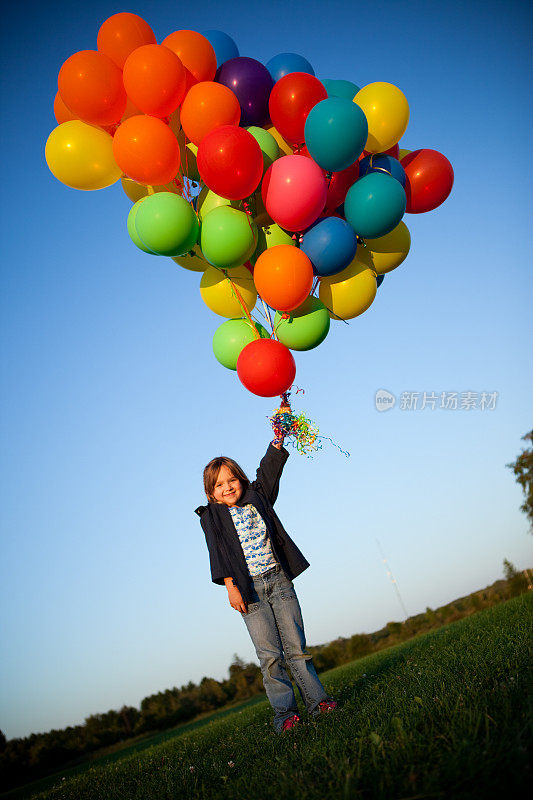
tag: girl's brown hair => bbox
[203,457,250,503]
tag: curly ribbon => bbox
[367,154,393,177]
[269,389,350,458]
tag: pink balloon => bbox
[261,155,327,232]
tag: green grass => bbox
[0,696,268,800]
[25,594,533,799]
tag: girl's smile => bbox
[213,465,243,506]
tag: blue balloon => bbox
[301,216,358,277]
[376,274,385,288]
[266,53,314,83]
[202,30,239,67]
[321,79,360,100]
[344,173,407,239]
[359,154,406,187]
[304,97,368,173]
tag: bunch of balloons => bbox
[45,12,454,398]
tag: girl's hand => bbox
[227,583,248,613]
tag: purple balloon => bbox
[216,57,274,127]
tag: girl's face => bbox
[213,465,243,506]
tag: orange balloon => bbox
[97,12,156,69]
[123,44,186,118]
[162,30,217,91]
[180,81,241,146]
[54,92,77,124]
[113,115,181,185]
[254,245,314,312]
[58,50,127,126]
[180,81,240,145]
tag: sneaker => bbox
[281,714,301,732]
[317,700,338,713]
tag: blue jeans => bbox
[240,564,332,733]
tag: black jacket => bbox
[195,443,310,603]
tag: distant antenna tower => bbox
[376,539,409,620]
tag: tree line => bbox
[1,562,530,793]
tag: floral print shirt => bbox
[228,504,279,576]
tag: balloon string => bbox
[182,131,197,210]
[222,269,261,339]
[259,297,277,339]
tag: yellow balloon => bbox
[121,176,184,203]
[354,82,409,154]
[197,187,239,221]
[200,265,257,317]
[172,244,209,273]
[45,121,121,190]
[177,133,200,181]
[357,221,411,275]
[398,148,411,161]
[319,259,377,320]
[264,124,293,157]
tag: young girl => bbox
[195,408,337,733]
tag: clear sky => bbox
[1,0,532,740]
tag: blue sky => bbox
[1,0,532,740]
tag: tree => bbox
[503,559,528,597]
[506,430,533,533]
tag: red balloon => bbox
[197,126,263,200]
[402,149,454,213]
[269,72,327,145]
[325,162,360,212]
[237,339,296,397]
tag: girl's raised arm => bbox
[253,442,289,506]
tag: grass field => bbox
[14,593,533,799]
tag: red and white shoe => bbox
[282,714,301,732]
[317,700,338,713]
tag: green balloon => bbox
[127,199,157,255]
[213,318,270,370]
[197,187,240,221]
[200,206,258,270]
[251,223,295,265]
[135,193,199,257]
[274,296,330,351]
[246,126,280,173]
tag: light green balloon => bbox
[274,296,330,351]
[246,126,280,173]
[197,187,240,221]
[251,223,295,265]
[213,318,270,370]
[200,206,258,270]
[135,193,199,257]
[127,199,157,255]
